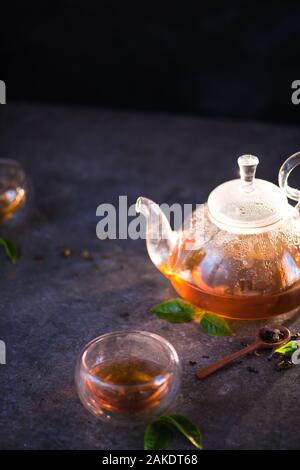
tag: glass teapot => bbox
[136,153,300,320]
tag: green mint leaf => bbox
[275,340,299,356]
[200,313,233,336]
[160,414,203,450]
[150,298,196,323]
[144,420,173,450]
[0,237,18,264]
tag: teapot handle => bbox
[279,152,300,210]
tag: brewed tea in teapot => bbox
[136,153,300,320]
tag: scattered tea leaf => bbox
[160,414,203,450]
[61,248,72,258]
[275,340,299,356]
[200,313,233,336]
[150,298,196,323]
[275,359,293,371]
[100,253,110,259]
[34,255,44,262]
[291,333,300,340]
[81,249,93,261]
[144,420,173,450]
[0,237,18,263]
[120,312,129,318]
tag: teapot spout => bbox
[136,197,178,274]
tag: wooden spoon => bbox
[196,325,291,380]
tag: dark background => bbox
[2,1,300,123]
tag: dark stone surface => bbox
[0,103,300,449]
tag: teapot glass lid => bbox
[207,155,288,229]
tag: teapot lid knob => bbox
[207,153,288,231]
[238,154,259,192]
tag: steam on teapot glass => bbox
[136,153,300,320]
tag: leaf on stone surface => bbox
[200,312,233,336]
[160,414,203,450]
[144,414,202,450]
[150,298,196,323]
[144,420,173,450]
[275,340,299,356]
[0,237,18,264]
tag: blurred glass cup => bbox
[0,159,31,225]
